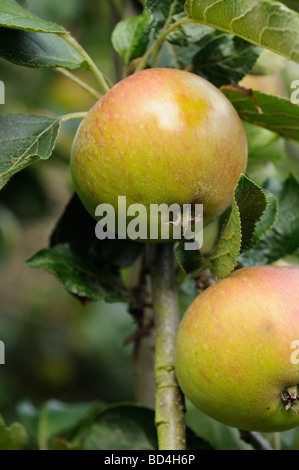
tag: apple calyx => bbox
[281,386,299,414]
[162,207,202,237]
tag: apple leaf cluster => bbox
[0,415,27,451]
[26,194,143,303]
[10,400,212,450]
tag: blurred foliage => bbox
[0,0,138,426]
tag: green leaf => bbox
[18,400,213,451]
[192,34,260,87]
[221,87,299,142]
[49,439,83,450]
[153,32,259,89]
[186,402,253,450]
[27,194,143,303]
[0,28,87,68]
[0,415,28,450]
[17,400,100,449]
[145,1,197,70]
[235,175,267,251]
[146,0,186,31]
[0,0,65,33]
[147,11,259,87]
[175,238,202,274]
[248,192,279,249]
[239,175,299,266]
[145,9,214,71]
[82,404,157,450]
[185,0,299,64]
[280,427,299,450]
[0,115,62,190]
[50,194,144,270]
[186,426,214,450]
[81,403,213,450]
[208,175,267,278]
[244,122,287,163]
[147,24,208,70]
[22,0,82,25]
[1,167,52,220]
[148,37,194,69]
[166,12,213,46]
[26,243,130,303]
[112,13,150,67]
[208,197,241,279]
[38,401,100,448]
[178,277,199,315]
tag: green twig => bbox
[56,68,102,100]
[61,112,88,123]
[239,430,272,451]
[135,16,193,73]
[37,405,49,451]
[273,433,281,451]
[61,33,111,94]
[151,0,177,68]
[151,243,186,450]
[190,260,209,279]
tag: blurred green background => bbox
[0,0,298,450]
[0,0,141,423]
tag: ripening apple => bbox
[70,68,247,240]
[175,265,299,432]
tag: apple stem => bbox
[61,112,88,123]
[239,430,272,450]
[273,433,281,451]
[151,243,186,450]
[150,0,179,69]
[55,68,103,100]
[135,17,194,73]
[61,33,111,95]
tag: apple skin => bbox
[175,265,299,432]
[70,68,247,237]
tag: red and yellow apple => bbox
[175,265,299,432]
[70,68,247,239]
